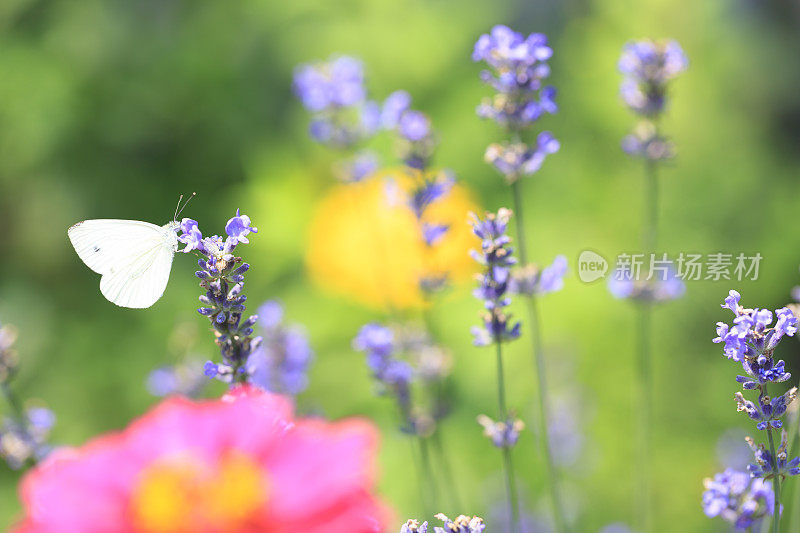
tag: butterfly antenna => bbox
[176,192,196,220]
[173,194,184,222]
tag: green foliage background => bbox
[1,0,800,531]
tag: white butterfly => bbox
[67,196,193,309]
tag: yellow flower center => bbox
[131,452,267,533]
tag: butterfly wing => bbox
[68,220,177,308]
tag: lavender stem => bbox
[511,179,568,533]
[636,154,659,533]
[495,340,519,532]
[766,412,781,532]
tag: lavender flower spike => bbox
[619,40,688,116]
[179,211,261,385]
[353,323,416,434]
[469,208,521,346]
[711,291,800,532]
[477,414,524,448]
[433,514,486,533]
[293,55,366,112]
[473,26,556,130]
[619,39,687,161]
[0,321,56,469]
[703,468,775,530]
[400,520,428,533]
[293,55,380,148]
[247,300,314,397]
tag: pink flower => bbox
[13,387,391,533]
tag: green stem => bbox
[419,436,438,510]
[636,303,653,533]
[635,153,659,533]
[495,340,520,532]
[644,158,658,254]
[432,419,463,511]
[510,180,529,263]
[422,300,463,512]
[1,382,25,422]
[787,405,800,532]
[510,179,568,533]
[410,437,433,517]
[767,423,781,533]
[528,296,568,533]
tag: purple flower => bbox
[203,361,219,378]
[525,131,561,174]
[0,323,56,469]
[26,408,55,433]
[510,255,568,296]
[407,173,454,220]
[293,55,381,149]
[722,289,742,314]
[1,408,57,469]
[703,468,774,530]
[473,26,556,130]
[477,414,524,448]
[308,117,335,144]
[422,223,449,246]
[713,292,798,382]
[354,325,453,435]
[147,361,207,398]
[180,218,199,234]
[619,39,686,162]
[607,263,685,302]
[247,301,314,396]
[398,110,431,142]
[618,39,687,116]
[539,86,558,114]
[619,40,688,84]
[178,224,204,254]
[334,151,380,183]
[381,91,412,129]
[389,170,455,293]
[470,209,521,345]
[432,514,485,533]
[472,26,552,85]
[733,389,798,430]
[354,323,395,359]
[773,307,798,342]
[257,300,284,330]
[607,275,635,300]
[183,214,260,386]
[400,520,428,533]
[620,122,674,161]
[736,355,791,388]
[360,100,382,135]
[293,55,366,112]
[484,133,560,180]
[378,89,437,168]
[747,429,800,479]
[225,208,258,244]
[354,323,423,433]
[791,286,800,303]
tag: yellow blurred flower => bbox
[306,169,480,311]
